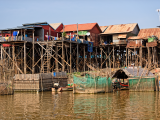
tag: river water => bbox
[0,91,160,120]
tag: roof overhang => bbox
[0,26,42,31]
[23,22,48,26]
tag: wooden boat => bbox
[52,86,73,92]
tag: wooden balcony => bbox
[0,36,34,42]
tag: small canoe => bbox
[52,86,73,92]
[60,86,73,91]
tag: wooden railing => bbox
[0,36,33,42]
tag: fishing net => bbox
[128,77,155,91]
[73,74,112,93]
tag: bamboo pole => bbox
[101,48,102,69]
[113,46,115,68]
[24,42,26,74]
[62,41,64,71]
[84,45,85,73]
[32,29,35,74]
[126,47,127,67]
[70,33,72,73]
[12,44,15,70]
[77,43,79,72]
[56,46,58,72]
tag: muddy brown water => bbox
[0,91,160,119]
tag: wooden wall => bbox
[14,73,68,91]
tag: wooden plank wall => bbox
[14,72,68,91]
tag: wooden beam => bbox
[2,47,23,74]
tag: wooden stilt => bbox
[77,43,79,72]
[55,46,58,72]
[84,45,85,72]
[62,41,64,72]
[32,29,35,74]
[101,48,102,69]
[12,44,15,70]
[24,42,26,74]
[113,46,115,68]
[108,47,111,68]
[70,33,72,73]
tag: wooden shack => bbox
[62,23,102,47]
[127,28,160,68]
[112,68,157,91]
[99,23,140,69]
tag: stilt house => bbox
[62,23,102,46]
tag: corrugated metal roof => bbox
[102,23,138,34]
[112,68,154,78]
[100,26,108,33]
[0,25,41,31]
[137,28,160,40]
[49,23,62,30]
[23,22,48,26]
[62,23,98,32]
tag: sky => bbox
[0,0,160,29]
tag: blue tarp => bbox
[13,31,18,36]
[77,39,82,43]
[88,42,93,52]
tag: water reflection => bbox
[0,91,159,119]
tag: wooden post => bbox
[113,46,115,68]
[41,47,43,73]
[24,42,26,74]
[24,29,25,41]
[56,46,58,72]
[128,48,129,67]
[32,29,35,74]
[96,47,98,68]
[62,41,64,72]
[101,48,102,69]
[77,23,78,41]
[84,45,85,72]
[126,47,127,67]
[70,33,72,73]
[1,44,2,60]
[77,43,79,72]
[148,47,150,69]
[108,47,111,68]
[140,47,142,67]
[21,29,22,41]
[12,44,15,70]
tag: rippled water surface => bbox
[0,91,160,119]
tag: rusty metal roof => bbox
[102,23,138,34]
[61,23,100,32]
[137,28,160,40]
[100,26,108,32]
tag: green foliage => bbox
[62,32,66,37]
